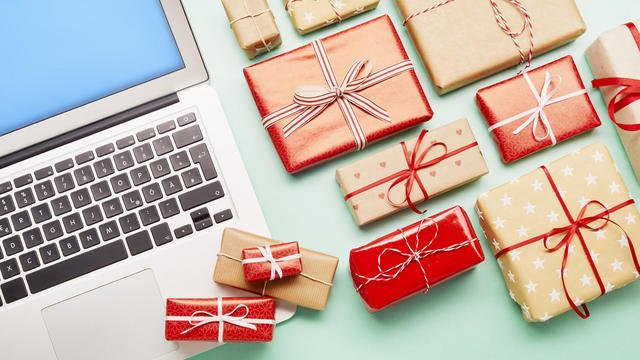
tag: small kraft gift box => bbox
[221,0,281,59]
[336,118,488,226]
[476,142,640,322]
[244,15,433,173]
[476,56,601,163]
[284,0,379,35]
[350,206,485,312]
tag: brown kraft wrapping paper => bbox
[284,0,379,35]
[214,228,339,310]
[222,0,281,59]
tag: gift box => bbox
[395,0,586,94]
[244,15,433,173]
[350,206,484,312]
[242,241,303,282]
[214,228,338,310]
[336,118,488,226]
[476,56,600,163]
[221,0,281,59]
[476,142,640,322]
[587,20,640,182]
[165,297,275,342]
[284,0,379,35]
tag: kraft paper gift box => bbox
[395,0,586,94]
[214,228,338,310]
[587,20,640,182]
[221,0,281,59]
[350,206,484,312]
[165,297,275,342]
[476,56,600,162]
[284,0,379,35]
[244,15,433,173]
[336,118,488,226]
[475,143,640,322]
[242,241,303,282]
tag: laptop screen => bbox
[0,0,185,137]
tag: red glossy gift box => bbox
[476,56,600,162]
[242,241,303,282]
[165,297,275,342]
[244,15,433,173]
[349,206,484,312]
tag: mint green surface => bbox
[184,0,640,358]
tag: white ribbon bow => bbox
[487,71,587,144]
[241,245,302,280]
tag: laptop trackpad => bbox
[42,270,177,360]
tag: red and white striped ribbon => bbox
[286,0,343,22]
[262,39,413,151]
[403,0,534,73]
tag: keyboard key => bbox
[177,112,196,126]
[34,180,55,201]
[43,220,63,241]
[0,182,11,195]
[70,188,91,209]
[173,124,203,148]
[133,143,154,163]
[39,243,60,264]
[62,213,83,233]
[213,209,233,224]
[75,150,95,165]
[189,143,217,180]
[0,258,20,279]
[54,158,74,173]
[181,168,202,188]
[19,251,40,272]
[174,224,193,239]
[23,228,44,248]
[136,128,155,142]
[11,211,31,232]
[0,195,15,216]
[3,235,23,256]
[113,151,135,171]
[139,206,160,226]
[110,173,131,194]
[116,135,135,149]
[31,203,52,224]
[79,228,100,249]
[130,166,151,186]
[191,207,212,231]
[126,230,153,255]
[150,223,173,246]
[14,174,33,188]
[54,173,75,193]
[141,183,162,203]
[0,218,12,238]
[1,278,27,303]
[51,196,72,216]
[157,120,176,134]
[26,240,128,294]
[169,151,190,171]
[82,205,103,226]
[152,136,173,156]
[94,158,115,178]
[119,213,140,234]
[73,165,95,186]
[158,198,180,218]
[161,175,182,196]
[96,143,115,157]
[99,221,120,241]
[59,236,80,256]
[15,188,36,208]
[122,190,143,211]
[102,198,124,218]
[34,167,54,180]
[179,181,224,211]
[90,181,111,201]
[150,158,170,178]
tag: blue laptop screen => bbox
[0,0,185,136]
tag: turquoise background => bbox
[183,0,640,358]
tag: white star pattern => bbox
[476,207,484,220]
[568,244,576,254]
[303,11,315,23]
[332,0,345,10]
[507,270,516,282]
[615,163,620,173]
[547,210,559,223]
[500,193,512,206]
[509,249,521,261]
[548,288,561,302]
[595,229,606,240]
[532,257,544,270]
[493,217,505,229]
[492,239,500,250]
[521,303,531,319]
[577,196,590,208]
[509,289,516,301]
[610,258,623,272]
[523,202,536,215]
[540,313,552,321]
[592,150,604,163]
[626,213,637,225]
[584,173,598,185]
[605,282,615,293]
[524,280,538,293]
[530,178,543,191]
[634,271,640,279]
[497,258,503,269]
[617,237,629,248]
[354,6,364,13]
[479,192,488,198]
[590,250,600,263]
[574,297,584,306]
[608,181,621,194]
[579,273,592,287]
[561,164,574,177]
[516,225,529,237]
[556,268,568,279]
[558,187,567,199]
[510,178,520,184]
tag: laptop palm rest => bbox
[41,269,177,360]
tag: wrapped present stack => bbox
[284,0,379,34]
[221,0,281,59]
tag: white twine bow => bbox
[487,71,587,144]
[241,245,302,280]
[166,298,275,343]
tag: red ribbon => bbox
[592,22,640,132]
[343,129,478,214]
[495,165,639,319]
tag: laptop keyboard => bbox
[0,111,233,306]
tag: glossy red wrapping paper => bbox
[243,15,433,173]
[165,297,274,342]
[242,241,303,282]
[476,56,600,163]
[349,206,484,312]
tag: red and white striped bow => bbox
[262,39,413,151]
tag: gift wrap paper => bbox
[242,241,303,282]
[214,228,338,310]
[221,0,281,59]
[476,143,640,322]
[395,0,586,94]
[284,0,379,34]
[336,118,488,226]
[586,20,640,182]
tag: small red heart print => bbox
[379,161,386,168]
[456,129,463,135]
[378,193,385,199]
[354,173,360,179]
[353,204,359,210]
[455,160,462,166]
[429,171,436,177]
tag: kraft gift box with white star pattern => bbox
[476,142,640,322]
[284,0,379,34]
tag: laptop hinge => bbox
[0,93,180,169]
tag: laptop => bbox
[0,0,295,359]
